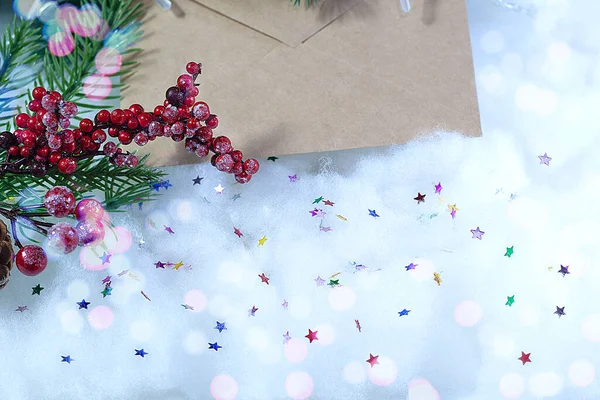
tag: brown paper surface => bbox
[122,0,481,167]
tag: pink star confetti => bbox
[320,226,332,232]
[435,182,443,194]
[233,227,243,238]
[15,306,28,312]
[248,305,258,317]
[355,319,361,332]
[164,226,175,234]
[101,275,111,284]
[282,299,288,309]
[283,331,291,344]
[259,273,270,285]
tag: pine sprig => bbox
[291,0,318,6]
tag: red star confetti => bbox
[414,192,426,203]
[305,329,319,343]
[233,227,243,238]
[323,200,335,206]
[366,354,379,367]
[259,273,270,285]
[518,352,531,365]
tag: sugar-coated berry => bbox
[75,198,104,221]
[48,151,61,164]
[163,125,172,137]
[230,150,243,162]
[47,134,62,150]
[103,141,117,156]
[42,112,58,128]
[212,136,232,154]
[185,138,199,152]
[205,114,219,129]
[118,131,132,145]
[15,113,29,128]
[32,86,47,100]
[44,186,76,217]
[196,126,213,143]
[79,118,94,133]
[195,144,209,158]
[96,109,110,123]
[134,132,148,146]
[15,245,47,276]
[162,105,178,124]
[137,112,152,128]
[148,121,162,136]
[171,121,184,135]
[46,222,78,254]
[58,157,77,174]
[41,94,58,111]
[91,129,107,144]
[75,219,105,246]
[186,62,200,75]
[231,161,243,175]
[235,172,252,184]
[60,101,78,118]
[184,128,196,138]
[59,117,71,129]
[110,109,126,125]
[129,104,144,115]
[243,158,260,175]
[192,102,210,120]
[62,129,75,144]
[126,117,139,130]
[177,74,193,90]
[215,153,234,172]
[125,154,139,168]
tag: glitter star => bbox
[164,225,175,234]
[77,299,90,309]
[309,208,319,217]
[368,209,379,218]
[215,321,227,333]
[450,209,457,219]
[100,252,111,264]
[181,304,194,310]
[323,200,334,206]
[152,182,162,192]
[154,261,165,269]
[101,286,112,297]
[288,174,298,182]
[282,299,288,309]
[259,273,270,285]
[366,354,379,367]
[518,351,531,365]
[214,184,225,194]
[506,295,515,306]
[305,329,319,343]
[558,265,570,277]
[405,263,417,271]
[328,279,340,287]
[398,309,411,317]
[414,192,426,203]
[192,176,204,185]
[283,331,291,344]
[448,204,459,213]
[31,284,43,295]
[354,263,367,272]
[172,261,184,270]
[434,182,443,194]
[267,156,278,162]
[135,349,148,357]
[538,153,552,166]
[15,305,28,312]
[233,227,243,238]
[314,276,325,286]
[258,236,267,246]
[162,180,172,190]
[61,355,73,364]
[102,275,111,284]
[248,305,258,317]
[505,246,514,257]
[554,306,566,318]
[433,272,442,286]
[470,227,485,240]
[230,193,241,202]
[313,196,324,204]
[355,319,362,332]
[320,225,332,232]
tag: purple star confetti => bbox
[101,275,111,284]
[470,227,485,240]
[248,305,258,317]
[405,263,417,271]
[320,226,332,232]
[283,331,291,344]
[164,226,175,234]
[314,276,326,287]
[435,182,443,194]
[558,265,570,277]
[181,304,194,310]
[289,174,298,182]
[538,153,552,166]
[282,299,288,309]
[15,305,28,312]
[155,261,165,269]
[99,252,111,264]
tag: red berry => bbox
[44,186,76,217]
[125,154,139,168]
[177,74,193,90]
[243,158,260,175]
[75,219,105,246]
[48,91,62,101]
[186,118,199,131]
[231,150,243,162]
[8,145,19,157]
[46,222,78,254]
[15,245,47,276]
[62,141,76,153]
[110,109,126,125]
[137,112,152,128]
[134,132,148,146]
[32,86,47,100]
[215,153,234,172]
[177,107,191,119]
[126,117,139,130]
[107,127,119,138]
[96,109,110,123]
[48,152,61,164]
[235,172,252,184]
[206,114,219,129]
[91,129,106,144]
[184,96,196,107]
[210,154,218,167]
[196,126,213,143]
[36,146,49,158]
[192,102,210,120]
[118,131,132,145]
[86,142,100,153]
[103,141,117,156]
[186,62,200,75]
[129,104,144,115]
[19,146,30,158]
[79,118,94,133]
[60,102,78,118]
[35,109,47,122]
[27,116,37,130]
[79,135,92,149]
[153,105,164,116]
[75,198,104,221]
[15,113,29,128]
[58,157,77,174]
[212,136,232,154]
[185,138,199,152]
[171,133,184,142]
[27,99,41,112]
[195,144,209,158]
[231,162,243,175]
[35,121,45,132]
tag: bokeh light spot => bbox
[56,3,79,32]
[454,300,482,327]
[582,314,600,342]
[245,327,269,351]
[83,74,112,100]
[60,310,84,334]
[13,0,40,20]
[328,285,356,311]
[129,320,153,342]
[182,330,207,355]
[210,374,239,400]
[73,6,101,37]
[95,47,122,76]
[67,279,90,300]
[184,290,207,313]
[480,30,505,54]
[315,323,335,346]
[37,1,58,23]
[101,225,132,255]
[285,371,314,400]
[288,295,312,320]
[88,305,114,330]
[342,361,366,384]
[408,378,440,400]
[174,199,194,221]
[284,338,307,363]
[80,245,107,271]
[499,373,525,399]
[568,360,595,387]
[367,356,397,386]
[528,372,563,397]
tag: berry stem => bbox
[9,219,22,249]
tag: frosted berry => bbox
[235,172,252,184]
[205,114,219,129]
[59,101,78,118]
[195,144,209,158]
[166,86,184,107]
[148,121,162,136]
[134,132,148,146]
[162,105,178,124]
[171,121,184,135]
[103,141,117,156]
[125,154,139,168]
[75,219,105,246]
[62,129,75,144]
[212,136,232,154]
[192,102,210,120]
[15,245,47,276]
[196,126,213,143]
[44,186,76,217]
[59,116,71,129]
[46,222,78,254]
[42,112,58,128]
[75,198,104,221]
[58,157,77,174]
[32,86,47,100]
[177,74,193,90]
[185,138,199,152]
[215,153,234,172]
[243,158,260,175]
[186,62,200,75]
[41,94,58,111]
[231,162,243,175]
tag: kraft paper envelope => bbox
[122,0,481,167]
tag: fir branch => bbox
[291,0,318,6]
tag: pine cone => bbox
[0,219,14,290]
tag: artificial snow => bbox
[2,0,600,399]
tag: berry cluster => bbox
[0,61,259,183]
[14,185,107,277]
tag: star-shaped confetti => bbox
[320,225,332,232]
[15,305,28,312]
[368,209,379,218]
[231,193,241,201]
[305,329,319,343]
[434,182,443,194]
[398,309,411,317]
[320,200,333,207]
[248,305,258,317]
[135,349,148,357]
[558,265,570,277]
[329,279,340,287]
[162,180,172,190]
[192,176,204,185]
[154,261,165,269]
[32,284,43,295]
[554,306,566,318]
[214,184,225,194]
[259,273,270,285]
[450,209,457,219]
[101,275,111,284]
[77,299,90,309]
[181,304,194,310]
[283,331,291,344]
[314,276,325,286]
[151,182,162,192]
[414,193,426,203]
[313,196,324,204]
[470,227,485,240]
[267,156,278,162]
[258,236,268,246]
[61,355,73,364]
[506,295,515,306]
[355,319,362,332]
[405,263,417,271]
[518,351,531,365]
[215,321,227,333]
[171,261,183,270]
[282,299,288,309]
[354,263,367,272]
[164,225,175,234]
[232,227,243,238]
[366,354,379,367]
[100,252,111,264]
[538,153,552,166]
[101,286,112,297]
[505,246,514,257]
[288,174,298,182]
[433,272,442,286]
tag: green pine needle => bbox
[291,0,318,6]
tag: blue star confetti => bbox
[398,309,411,317]
[61,355,73,364]
[135,349,148,357]
[77,299,90,309]
[215,321,227,333]
[209,342,222,351]
[368,209,380,218]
